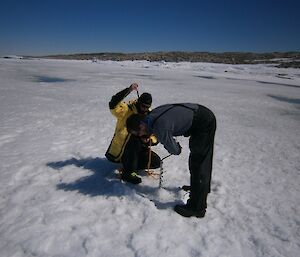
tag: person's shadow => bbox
[47,157,124,196]
[47,157,183,209]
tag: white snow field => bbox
[0,58,299,257]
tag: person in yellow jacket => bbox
[105,83,161,184]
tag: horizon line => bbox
[30,50,300,57]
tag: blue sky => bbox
[1,0,299,55]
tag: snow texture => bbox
[0,58,299,257]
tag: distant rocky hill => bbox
[41,51,300,68]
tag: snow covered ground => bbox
[0,58,299,257]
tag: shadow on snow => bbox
[47,157,182,209]
[34,75,74,83]
[268,94,300,105]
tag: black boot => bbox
[121,171,142,184]
[174,203,206,218]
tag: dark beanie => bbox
[138,93,152,106]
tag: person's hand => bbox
[141,136,150,144]
[129,83,138,92]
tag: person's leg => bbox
[137,148,161,170]
[189,142,213,210]
[175,111,216,217]
[189,111,216,209]
[120,135,143,184]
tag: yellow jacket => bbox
[106,99,138,162]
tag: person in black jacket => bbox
[126,103,216,218]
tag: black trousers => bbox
[188,105,216,210]
[121,135,161,173]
